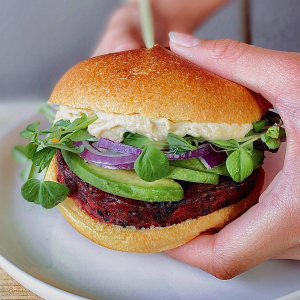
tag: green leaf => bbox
[245,129,254,137]
[226,148,254,182]
[242,142,253,151]
[253,119,268,132]
[123,133,150,149]
[261,134,281,149]
[210,139,239,150]
[21,179,41,204]
[46,143,84,153]
[69,129,93,142]
[28,163,39,180]
[32,148,57,172]
[20,163,32,181]
[25,142,39,159]
[183,135,204,148]
[21,179,69,208]
[134,144,169,182]
[38,127,63,135]
[12,145,28,164]
[67,114,88,129]
[21,122,40,139]
[279,127,286,138]
[39,181,69,209]
[250,149,264,169]
[266,126,279,139]
[167,133,197,155]
[55,119,71,127]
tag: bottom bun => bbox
[46,156,264,253]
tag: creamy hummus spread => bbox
[54,105,252,142]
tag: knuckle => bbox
[278,53,300,79]
[271,53,300,102]
[208,253,246,280]
[282,56,300,91]
[211,38,250,62]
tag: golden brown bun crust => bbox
[46,155,264,253]
[49,45,271,124]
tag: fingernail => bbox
[169,32,201,47]
[114,41,141,52]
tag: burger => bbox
[21,44,284,253]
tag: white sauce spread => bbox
[54,105,253,142]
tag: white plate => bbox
[0,110,300,300]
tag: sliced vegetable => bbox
[62,150,183,202]
[164,143,213,160]
[98,138,143,155]
[198,150,227,169]
[74,141,137,169]
[98,137,214,161]
[167,166,219,184]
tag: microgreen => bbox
[251,149,264,169]
[123,133,151,149]
[266,126,279,139]
[166,133,197,155]
[122,111,285,183]
[12,145,28,164]
[183,135,205,148]
[11,145,33,181]
[261,133,281,149]
[21,179,69,209]
[253,119,268,133]
[134,144,169,182]
[123,132,168,150]
[209,112,285,182]
[16,113,98,209]
[226,148,254,182]
[125,133,205,181]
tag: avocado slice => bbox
[167,165,219,184]
[61,150,183,202]
[170,158,230,176]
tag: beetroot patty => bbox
[56,151,259,229]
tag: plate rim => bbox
[0,105,91,299]
[0,253,89,300]
[0,103,299,300]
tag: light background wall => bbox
[0,0,300,100]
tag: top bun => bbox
[49,45,271,124]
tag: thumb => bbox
[169,32,300,112]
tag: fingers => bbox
[114,41,142,53]
[169,32,300,163]
[168,33,300,110]
[165,33,300,278]
[166,186,300,279]
[92,2,143,56]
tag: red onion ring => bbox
[98,138,142,155]
[165,143,213,160]
[75,139,226,170]
[98,138,214,160]
[74,141,137,169]
[199,150,227,169]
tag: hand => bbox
[165,32,300,279]
[92,0,229,56]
